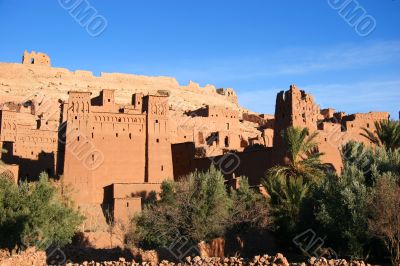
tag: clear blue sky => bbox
[0,0,399,118]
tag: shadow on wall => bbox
[132,191,157,206]
[172,142,276,186]
[101,185,114,224]
[1,142,55,182]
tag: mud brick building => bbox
[0,51,393,226]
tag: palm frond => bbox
[361,120,400,151]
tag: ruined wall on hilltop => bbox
[0,51,240,115]
[22,50,51,67]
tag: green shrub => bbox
[311,142,400,260]
[128,167,269,249]
[312,167,370,258]
[0,172,83,250]
[129,167,232,249]
[229,177,269,232]
[368,175,400,266]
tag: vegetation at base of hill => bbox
[0,172,84,251]
[127,166,269,250]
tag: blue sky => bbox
[0,0,399,118]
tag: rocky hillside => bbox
[0,62,239,113]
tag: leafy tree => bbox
[341,141,400,186]
[0,172,83,250]
[312,166,370,258]
[368,175,400,266]
[361,120,400,151]
[129,168,270,250]
[311,142,400,260]
[229,177,269,231]
[130,166,232,249]
[268,127,325,184]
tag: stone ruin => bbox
[22,50,51,66]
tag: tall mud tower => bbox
[273,84,321,160]
[144,95,173,183]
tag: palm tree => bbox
[262,127,325,237]
[263,175,310,235]
[268,127,325,184]
[361,120,400,151]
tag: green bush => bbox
[229,177,269,232]
[129,167,232,249]
[312,167,370,258]
[0,172,83,250]
[128,167,269,249]
[368,175,400,266]
[311,142,400,260]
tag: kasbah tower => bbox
[61,89,173,223]
[0,51,392,227]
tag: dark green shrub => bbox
[0,172,83,250]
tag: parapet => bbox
[343,112,390,122]
[22,50,51,67]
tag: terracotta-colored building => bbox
[0,86,173,225]
[0,52,393,228]
[273,84,390,171]
[60,89,173,223]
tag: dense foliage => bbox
[264,124,400,264]
[128,166,269,249]
[0,172,83,250]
